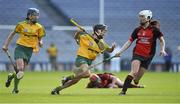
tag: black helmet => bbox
[27,8,39,17]
[93,24,107,32]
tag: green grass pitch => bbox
[0,71,180,104]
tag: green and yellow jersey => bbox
[76,32,109,60]
[14,20,46,52]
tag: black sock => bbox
[122,75,133,93]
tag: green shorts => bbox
[73,55,93,74]
[75,55,93,67]
[14,44,33,64]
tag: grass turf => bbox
[0,71,180,103]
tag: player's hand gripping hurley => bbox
[70,18,119,70]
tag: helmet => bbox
[90,74,100,82]
[27,8,39,17]
[139,10,152,20]
[93,24,107,32]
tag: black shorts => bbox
[132,54,153,69]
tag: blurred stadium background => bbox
[0,0,180,72]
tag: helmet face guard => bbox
[139,10,152,26]
[139,10,152,20]
[93,24,107,32]
[93,24,107,39]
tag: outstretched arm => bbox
[2,31,16,52]
[115,40,132,57]
[106,42,116,53]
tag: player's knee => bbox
[16,71,24,79]
[16,59,26,70]
[84,70,91,78]
[80,64,88,69]
[80,71,90,78]
[16,62,24,71]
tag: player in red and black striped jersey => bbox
[86,73,144,88]
[115,10,167,95]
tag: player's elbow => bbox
[159,36,165,43]
[74,31,82,39]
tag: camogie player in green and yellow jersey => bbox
[2,8,45,94]
[51,24,116,95]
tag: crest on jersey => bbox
[24,29,28,33]
[89,41,93,46]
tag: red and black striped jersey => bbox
[129,25,163,58]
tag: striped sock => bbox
[122,75,133,93]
